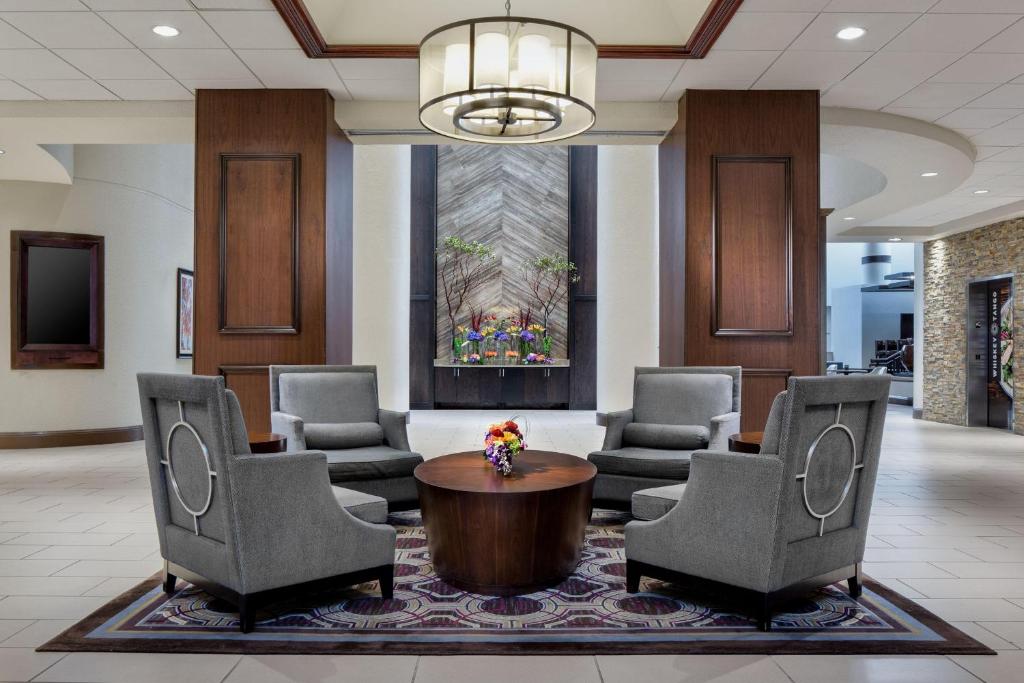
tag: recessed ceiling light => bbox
[152,25,179,37]
[0,149,5,155]
[888,237,903,242]
[921,171,939,177]
[973,189,990,194]
[836,27,866,40]
[843,216,855,220]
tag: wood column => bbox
[194,89,352,431]
[569,146,597,410]
[409,145,437,410]
[660,90,821,431]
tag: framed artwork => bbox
[176,268,194,359]
[10,231,104,369]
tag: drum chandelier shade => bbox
[419,15,598,143]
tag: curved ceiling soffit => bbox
[0,102,193,185]
[821,107,975,241]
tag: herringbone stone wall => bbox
[435,145,569,359]
[924,218,1024,434]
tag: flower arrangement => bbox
[483,418,527,476]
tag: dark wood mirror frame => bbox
[10,230,104,370]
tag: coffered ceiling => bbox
[3,1,1024,238]
[305,0,716,46]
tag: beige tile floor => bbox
[0,406,1022,682]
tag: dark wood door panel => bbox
[220,154,299,334]
[712,156,791,336]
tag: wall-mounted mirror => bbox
[10,231,104,369]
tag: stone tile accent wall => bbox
[924,218,1023,434]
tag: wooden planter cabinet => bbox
[434,365,570,409]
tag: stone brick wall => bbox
[924,218,1024,434]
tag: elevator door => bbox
[967,277,1014,430]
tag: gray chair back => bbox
[767,375,890,587]
[137,373,248,587]
[632,367,741,425]
[270,365,380,424]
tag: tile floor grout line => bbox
[216,654,245,683]
[27,651,68,683]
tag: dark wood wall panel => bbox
[665,90,820,432]
[741,368,792,432]
[409,145,437,410]
[195,89,351,431]
[659,97,686,366]
[712,156,792,336]
[219,365,271,435]
[569,145,597,410]
[220,155,299,333]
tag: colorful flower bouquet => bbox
[483,418,527,476]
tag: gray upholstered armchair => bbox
[625,375,890,631]
[587,366,741,508]
[270,365,423,510]
[137,373,396,633]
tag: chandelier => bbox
[418,1,597,144]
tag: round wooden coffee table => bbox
[415,450,596,595]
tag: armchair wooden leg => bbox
[626,559,642,594]
[848,562,863,599]
[757,595,773,632]
[161,561,177,595]
[378,565,394,600]
[238,596,255,634]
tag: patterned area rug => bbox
[41,511,992,655]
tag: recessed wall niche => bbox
[434,145,570,360]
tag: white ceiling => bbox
[302,0,716,45]
[3,1,1024,237]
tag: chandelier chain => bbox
[505,0,511,18]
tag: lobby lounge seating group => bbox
[270,365,424,510]
[624,374,890,631]
[137,373,397,633]
[137,364,890,635]
[588,366,741,509]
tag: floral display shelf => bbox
[433,359,570,368]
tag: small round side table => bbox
[248,432,287,454]
[728,431,764,454]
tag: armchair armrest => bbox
[228,451,396,593]
[271,412,305,452]
[626,449,784,592]
[379,409,411,451]
[601,409,634,451]
[708,411,741,451]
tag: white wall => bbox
[596,145,659,412]
[352,145,411,411]
[0,144,193,432]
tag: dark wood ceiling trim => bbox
[271,0,743,60]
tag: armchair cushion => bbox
[331,486,388,524]
[305,422,384,450]
[634,373,733,426]
[623,423,709,450]
[588,447,693,480]
[632,483,687,521]
[323,446,424,482]
[278,372,379,424]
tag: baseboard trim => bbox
[0,426,143,450]
[912,409,923,420]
